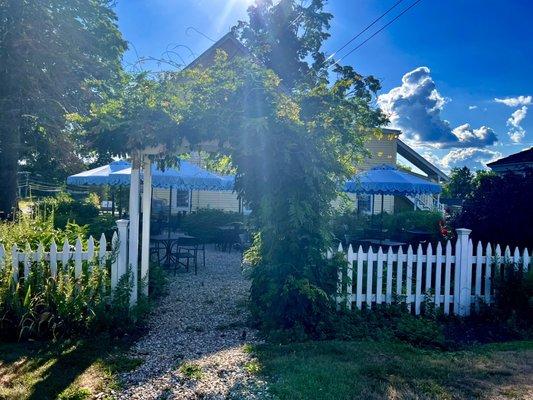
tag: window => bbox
[357,194,372,214]
[175,190,190,209]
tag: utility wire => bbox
[325,0,406,63]
[334,0,424,66]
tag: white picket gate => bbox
[0,220,130,296]
[335,229,531,316]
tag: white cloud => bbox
[468,105,477,110]
[378,67,497,148]
[494,95,532,107]
[423,148,502,172]
[508,106,527,127]
[504,105,528,143]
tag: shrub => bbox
[36,192,100,230]
[180,209,244,243]
[0,214,87,249]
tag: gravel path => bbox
[114,248,271,400]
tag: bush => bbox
[382,210,443,242]
[180,209,244,243]
[36,192,100,230]
[0,214,87,249]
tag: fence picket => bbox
[475,241,483,309]
[36,243,44,263]
[485,243,492,304]
[87,236,95,262]
[415,244,423,315]
[435,242,443,307]
[99,233,107,264]
[453,238,461,314]
[523,248,530,273]
[376,247,384,305]
[356,246,364,310]
[24,243,31,279]
[396,246,404,299]
[0,244,4,271]
[111,231,119,292]
[366,246,374,308]
[62,239,70,268]
[74,238,83,278]
[495,244,502,283]
[425,243,433,294]
[444,241,452,315]
[513,247,520,267]
[11,244,18,283]
[386,246,393,304]
[50,240,58,278]
[406,245,413,312]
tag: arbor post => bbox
[116,219,129,284]
[455,228,472,316]
[128,154,141,305]
[140,155,152,296]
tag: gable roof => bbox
[184,32,250,71]
[487,147,533,168]
[396,139,449,182]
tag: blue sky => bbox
[115,0,533,172]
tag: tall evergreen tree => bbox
[0,0,126,217]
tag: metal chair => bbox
[172,237,199,274]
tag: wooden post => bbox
[140,156,152,296]
[128,153,141,305]
[116,219,129,291]
[455,228,472,316]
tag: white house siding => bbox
[363,132,398,169]
[191,190,240,212]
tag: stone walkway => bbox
[114,248,270,400]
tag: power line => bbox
[334,0,424,66]
[325,0,406,63]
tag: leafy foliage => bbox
[452,170,533,248]
[0,0,126,214]
[180,209,244,243]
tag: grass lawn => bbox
[0,335,142,400]
[253,340,533,400]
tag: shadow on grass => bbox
[251,339,533,400]
[0,335,140,400]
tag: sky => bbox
[115,0,533,173]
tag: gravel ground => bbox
[113,247,271,400]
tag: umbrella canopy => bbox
[67,160,234,191]
[344,165,441,195]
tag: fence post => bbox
[116,219,129,299]
[455,228,472,316]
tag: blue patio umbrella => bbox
[67,160,233,191]
[344,164,441,226]
[344,164,441,196]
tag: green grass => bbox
[0,335,141,400]
[178,362,204,380]
[253,339,533,400]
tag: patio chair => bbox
[171,237,199,275]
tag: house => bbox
[487,147,533,174]
[153,33,448,215]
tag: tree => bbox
[0,0,126,216]
[453,170,533,249]
[441,166,475,200]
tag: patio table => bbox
[151,234,195,270]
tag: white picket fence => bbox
[0,220,130,295]
[335,229,531,316]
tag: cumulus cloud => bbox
[494,95,532,107]
[378,67,497,148]
[495,96,530,143]
[468,105,478,110]
[423,148,502,172]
